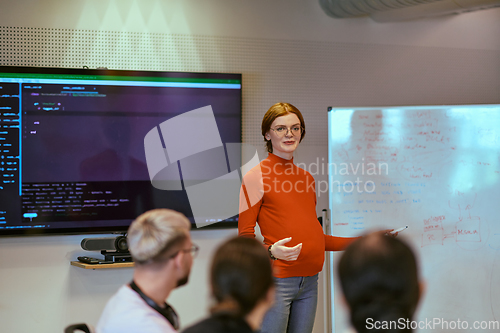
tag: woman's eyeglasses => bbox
[270,125,303,137]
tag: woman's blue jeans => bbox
[260,274,318,333]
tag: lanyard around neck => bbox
[129,280,179,330]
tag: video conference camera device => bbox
[81,236,129,252]
[80,235,133,262]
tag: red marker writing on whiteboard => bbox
[390,225,409,234]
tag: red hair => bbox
[261,102,306,153]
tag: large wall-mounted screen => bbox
[0,66,242,236]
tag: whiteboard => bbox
[328,105,500,332]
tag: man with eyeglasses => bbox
[97,209,199,333]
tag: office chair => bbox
[64,323,93,333]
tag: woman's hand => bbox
[270,237,302,261]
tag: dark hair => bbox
[261,102,306,153]
[338,233,420,333]
[210,237,274,317]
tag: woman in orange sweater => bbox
[238,103,360,333]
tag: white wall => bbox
[0,1,499,333]
[2,0,500,50]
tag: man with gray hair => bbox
[97,209,198,333]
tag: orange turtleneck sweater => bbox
[238,153,358,278]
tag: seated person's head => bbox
[127,208,192,286]
[338,232,422,333]
[210,237,275,328]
